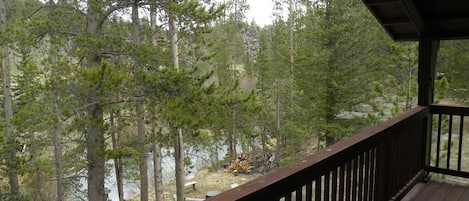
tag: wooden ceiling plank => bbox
[363,0,469,40]
[382,17,412,26]
[399,0,426,36]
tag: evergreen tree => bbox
[295,0,385,147]
[0,0,20,195]
[437,40,469,103]
[0,0,444,200]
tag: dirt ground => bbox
[184,169,260,199]
[131,169,261,201]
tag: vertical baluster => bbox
[358,152,364,201]
[352,157,358,201]
[376,134,391,200]
[394,134,400,193]
[296,186,303,201]
[339,164,345,201]
[363,151,370,201]
[315,177,322,201]
[427,114,433,171]
[285,193,292,201]
[325,172,330,201]
[346,161,352,201]
[306,183,313,201]
[458,115,464,171]
[436,114,442,167]
[369,148,376,200]
[447,115,453,169]
[332,168,338,201]
[391,131,398,193]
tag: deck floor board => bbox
[443,184,465,201]
[402,180,469,201]
[459,188,469,200]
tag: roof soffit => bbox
[363,0,469,40]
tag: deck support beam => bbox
[417,38,439,106]
[417,37,439,172]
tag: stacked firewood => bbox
[226,153,251,173]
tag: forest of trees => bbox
[0,0,463,201]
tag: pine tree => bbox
[0,0,19,195]
[295,0,385,147]
[437,40,469,103]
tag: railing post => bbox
[418,37,439,173]
[422,111,433,178]
[417,38,439,106]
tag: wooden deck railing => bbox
[428,104,469,178]
[207,106,429,201]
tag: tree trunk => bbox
[288,0,295,143]
[150,2,164,200]
[85,8,106,201]
[228,133,234,160]
[131,1,149,200]
[152,141,164,201]
[324,0,337,147]
[406,48,413,111]
[231,109,237,159]
[110,112,124,201]
[86,102,106,201]
[137,104,148,201]
[150,0,158,47]
[260,124,267,158]
[272,2,283,167]
[169,4,185,200]
[274,79,281,167]
[169,7,179,70]
[406,65,412,110]
[49,2,64,196]
[0,0,19,194]
[174,128,185,201]
[30,138,45,201]
[52,104,64,201]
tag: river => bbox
[76,146,227,201]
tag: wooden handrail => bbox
[208,106,429,201]
[431,104,469,116]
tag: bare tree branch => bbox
[29,5,86,19]
[98,0,150,28]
